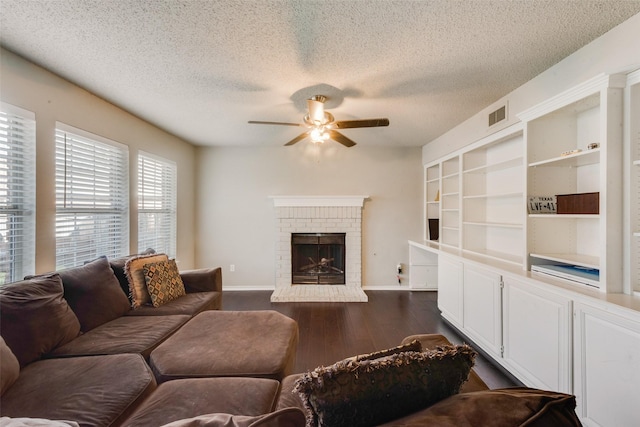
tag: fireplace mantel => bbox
[269,195,369,207]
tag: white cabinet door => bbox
[437,255,463,328]
[574,302,640,427]
[503,277,572,393]
[462,263,502,358]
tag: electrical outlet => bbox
[230,264,235,272]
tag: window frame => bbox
[137,151,177,258]
[54,123,129,269]
[0,102,36,284]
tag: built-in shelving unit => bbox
[440,156,460,249]
[461,126,525,268]
[424,163,440,244]
[424,70,640,427]
[626,70,640,294]
[519,73,626,293]
[421,124,525,270]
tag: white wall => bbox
[424,12,640,162]
[195,143,422,288]
[0,48,198,272]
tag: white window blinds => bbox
[0,103,35,284]
[138,152,176,257]
[55,124,129,269]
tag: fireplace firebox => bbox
[291,233,346,285]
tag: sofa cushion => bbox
[126,253,169,308]
[0,274,80,367]
[294,345,476,427]
[158,408,307,427]
[124,377,282,427]
[125,291,221,316]
[143,259,186,307]
[377,387,582,427]
[58,256,131,331]
[48,314,190,360]
[0,337,20,395]
[0,354,157,427]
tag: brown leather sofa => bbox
[0,254,227,426]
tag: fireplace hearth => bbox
[292,233,345,285]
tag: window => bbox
[55,124,129,269]
[138,152,176,257]
[0,103,35,284]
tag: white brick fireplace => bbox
[270,196,369,302]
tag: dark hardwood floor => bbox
[222,290,521,389]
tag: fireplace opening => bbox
[291,233,346,285]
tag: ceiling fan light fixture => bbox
[310,127,330,143]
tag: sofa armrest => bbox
[180,267,222,293]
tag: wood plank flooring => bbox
[222,290,521,389]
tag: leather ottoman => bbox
[149,310,299,383]
[123,377,281,426]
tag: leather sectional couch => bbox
[0,254,230,426]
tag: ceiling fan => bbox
[248,95,389,147]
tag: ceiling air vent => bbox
[488,104,507,127]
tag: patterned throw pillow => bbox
[125,253,169,307]
[294,345,476,427]
[143,259,186,307]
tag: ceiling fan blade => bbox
[334,118,390,129]
[248,120,302,127]
[330,131,357,147]
[307,98,326,124]
[284,132,309,146]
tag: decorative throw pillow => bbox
[143,259,186,307]
[108,249,157,301]
[294,345,476,427]
[1,336,20,396]
[57,256,131,331]
[0,274,81,367]
[125,253,169,307]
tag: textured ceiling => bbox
[1,1,639,147]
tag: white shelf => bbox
[441,192,459,197]
[462,248,523,267]
[529,148,600,168]
[464,221,523,229]
[463,191,522,200]
[463,157,523,174]
[529,214,599,219]
[442,172,459,180]
[633,160,640,166]
[530,253,599,269]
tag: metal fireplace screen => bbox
[291,233,346,285]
